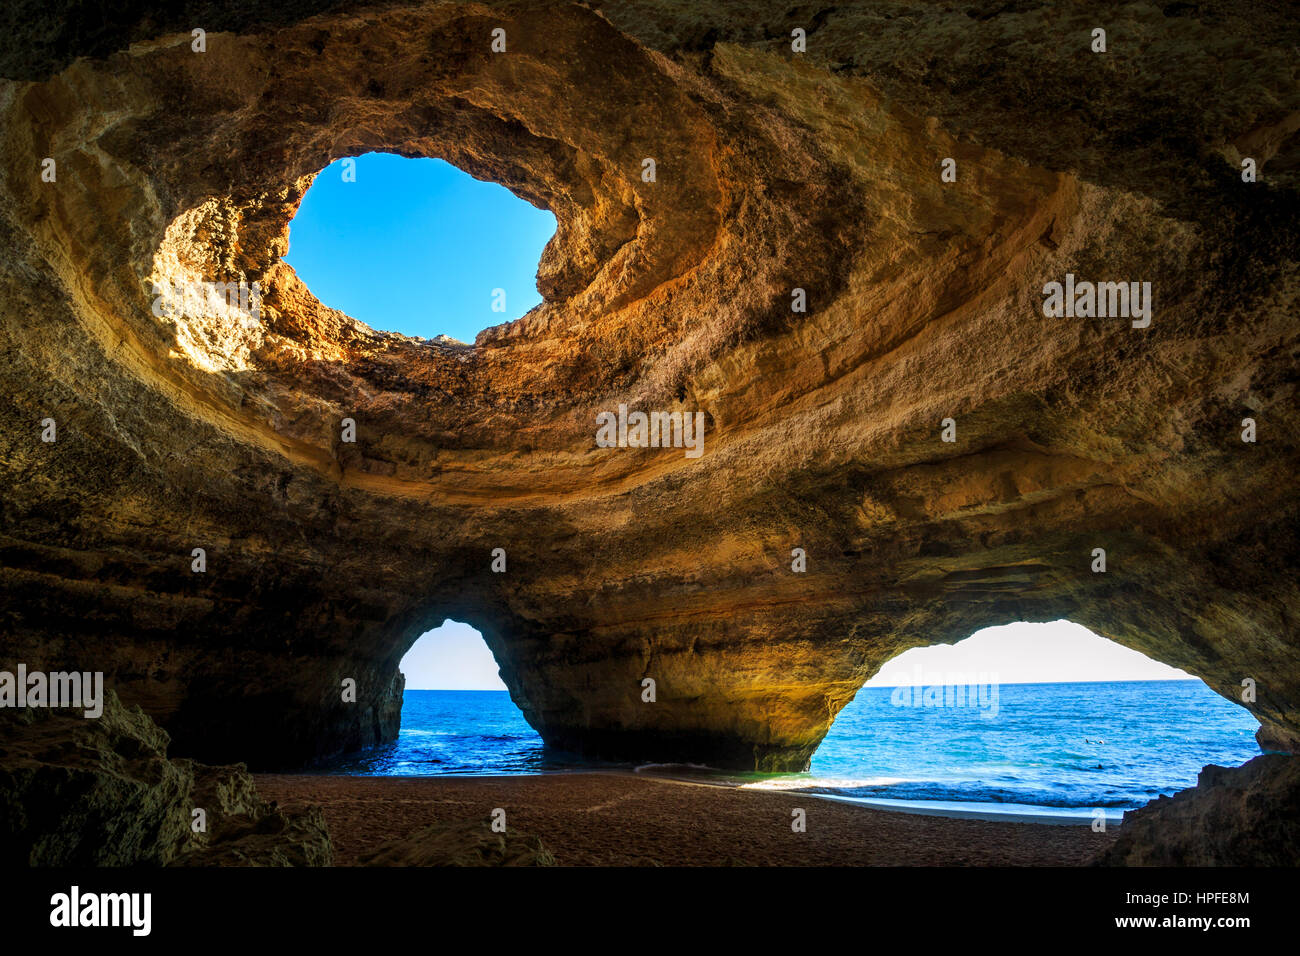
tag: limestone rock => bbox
[0,690,192,865]
[166,763,333,867]
[0,2,1297,780]
[1096,755,1300,866]
[0,691,332,865]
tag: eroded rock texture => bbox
[1,1,1299,778]
[1097,754,1300,866]
[0,692,332,865]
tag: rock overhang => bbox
[0,0,1297,775]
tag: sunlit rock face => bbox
[1,1,1298,776]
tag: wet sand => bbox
[254,771,1118,866]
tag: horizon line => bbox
[404,675,1203,692]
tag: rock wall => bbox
[1097,754,1300,866]
[1,1,1298,775]
[0,691,331,865]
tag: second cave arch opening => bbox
[792,620,1262,821]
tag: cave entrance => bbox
[804,620,1262,822]
[284,152,557,343]
[335,620,544,775]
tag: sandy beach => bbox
[254,771,1119,866]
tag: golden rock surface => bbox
[1,2,1298,772]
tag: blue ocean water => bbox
[332,680,1261,814]
[330,689,565,775]
[774,679,1261,815]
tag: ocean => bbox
[330,679,1262,820]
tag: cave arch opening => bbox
[803,620,1262,820]
[335,619,546,775]
[284,152,558,344]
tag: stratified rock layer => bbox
[0,1,1298,781]
[0,691,332,865]
[1097,755,1300,866]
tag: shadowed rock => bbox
[166,762,333,867]
[1096,755,1300,866]
[0,691,332,866]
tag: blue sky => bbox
[284,152,556,343]
[400,621,509,690]
[401,619,1192,690]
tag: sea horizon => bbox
[406,676,1210,692]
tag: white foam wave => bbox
[738,776,909,791]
